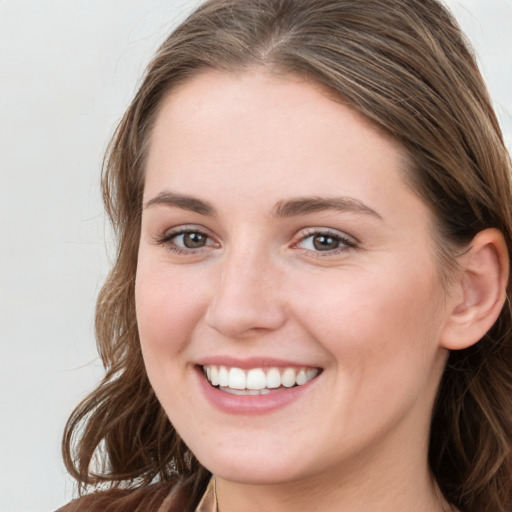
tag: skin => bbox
[136,70,461,511]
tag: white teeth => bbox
[246,368,266,390]
[266,368,281,389]
[296,369,307,386]
[306,368,318,381]
[218,366,229,387]
[281,368,296,388]
[210,365,219,386]
[229,367,246,389]
[203,364,320,393]
[221,387,271,396]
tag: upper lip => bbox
[196,355,321,370]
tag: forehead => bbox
[147,71,404,184]
[143,70,431,231]
[150,70,398,152]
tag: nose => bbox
[204,246,287,339]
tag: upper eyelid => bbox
[154,226,213,245]
[155,228,219,255]
[154,225,358,248]
[291,228,359,255]
[295,227,358,243]
[160,224,213,238]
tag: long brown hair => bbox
[62,1,512,510]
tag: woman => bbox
[59,0,512,510]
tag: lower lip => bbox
[196,367,318,415]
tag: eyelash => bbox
[154,227,357,256]
[155,228,218,255]
[294,229,357,256]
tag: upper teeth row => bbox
[203,365,319,390]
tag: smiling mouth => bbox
[202,365,321,395]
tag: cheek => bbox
[135,259,209,365]
[134,259,211,421]
[291,262,445,374]
[296,266,447,436]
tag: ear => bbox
[440,228,509,350]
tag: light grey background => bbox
[0,1,510,511]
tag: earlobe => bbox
[440,228,509,351]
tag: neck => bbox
[215,473,448,512]
[214,422,452,512]
[215,465,450,512]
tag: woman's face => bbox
[136,70,454,486]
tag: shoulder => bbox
[55,482,178,512]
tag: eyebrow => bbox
[144,191,381,220]
[272,196,382,219]
[144,191,217,216]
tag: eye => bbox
[296,230,356,253]
[174,231,209,249]
[155,228,219,254]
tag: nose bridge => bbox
[205,238,286,337]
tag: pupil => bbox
[184,232,206,248]
[313,235,338,251]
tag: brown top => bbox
[56,478,216,512]
[195,478,217,512]
[57,478,459,511]
[156,477,216,512]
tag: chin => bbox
[180,431,306,485]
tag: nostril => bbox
[204,293,286,338]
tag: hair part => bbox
[62,1,512,510]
